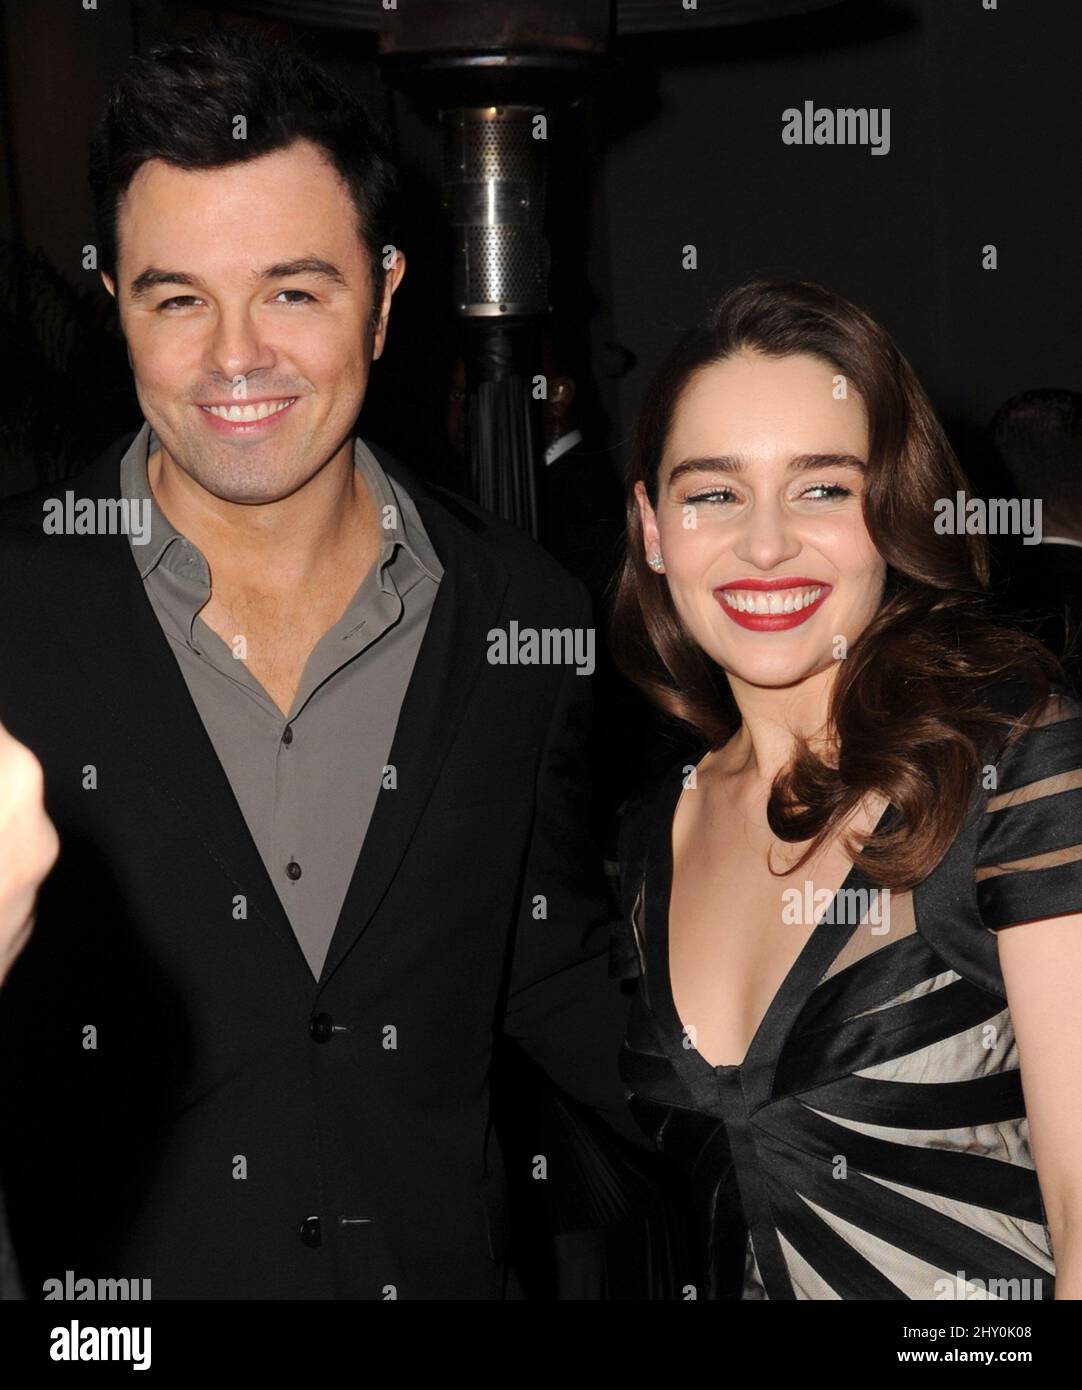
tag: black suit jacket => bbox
[0,432,643,1299]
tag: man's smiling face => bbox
[102,137,403,505]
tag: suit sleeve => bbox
[499,589,652,1152]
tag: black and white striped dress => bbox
[613,681,1082,1300]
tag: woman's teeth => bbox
[201,398,296,421]
[720,586,823,614]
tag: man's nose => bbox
[202,307,275,384]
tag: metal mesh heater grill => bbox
[443,107,550,318]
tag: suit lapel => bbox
[317,464,510,988]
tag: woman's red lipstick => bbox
[714,577,832,631]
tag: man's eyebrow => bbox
[259,258,349,288]
[127,258,349,301]
[666,453,866,485]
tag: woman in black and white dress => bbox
[609,278,1082,1300]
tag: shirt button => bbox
[299,1216,321,1248]
[286,860,302,881]
[282,725,293,746]
[309,1013,334,1044]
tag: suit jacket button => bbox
[300,1216,321,1248]
[310,1013,334,1044]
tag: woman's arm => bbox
[999,911,1082,1299]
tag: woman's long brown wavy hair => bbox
[610,278,1068,891]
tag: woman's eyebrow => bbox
[666,453,866,485]
[790,453,867,473]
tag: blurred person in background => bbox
[988,388,1082,695]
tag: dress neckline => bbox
[642,756,894,1076]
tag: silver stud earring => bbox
[648,552,664,571]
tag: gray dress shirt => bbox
[119,423,442,980]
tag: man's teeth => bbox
[202,398,296,422]
[721,586,824,615]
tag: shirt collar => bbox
[353,434,443,583]
[119,423,186,581]
[544,427,583,467]
[118,420,443,586]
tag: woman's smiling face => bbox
[636,349,887,689]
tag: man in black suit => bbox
[988,389,1082,695]
[0,30,644,1299]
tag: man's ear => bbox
[371,249,406,362]
[101,272,117,300]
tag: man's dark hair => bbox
[88,29,399,323]
[991,388,1082,527]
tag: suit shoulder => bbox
[438,483,586,589]
[0,477,56,573]
[0,436,130,549]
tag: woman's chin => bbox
[713,647,838,690]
